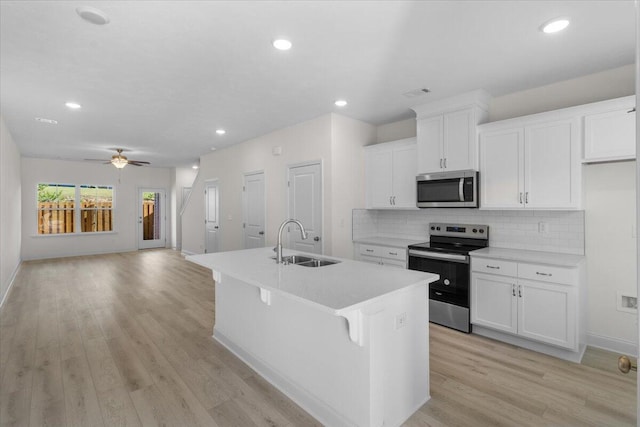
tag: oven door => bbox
[408,250,470,308]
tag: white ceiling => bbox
[0,1,636,168]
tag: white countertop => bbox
[188,247,438,315]
[353,236,425,249]
[470,247,584,267]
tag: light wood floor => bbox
[0,249,636,427]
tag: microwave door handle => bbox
[459,178,465,202]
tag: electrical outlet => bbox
[538,222,549,234]
[395,312,407,329]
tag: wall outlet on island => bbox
[395,312,407,329]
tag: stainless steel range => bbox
[408,223,489,333]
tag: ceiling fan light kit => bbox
[111,154,128,169]
[85,148,151,169]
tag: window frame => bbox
[36,183,115,235]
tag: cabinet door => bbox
[584,108,636,161]
[391,143,417,208]
[524,119,579,209]
[470,273,517,334]
[416,116,443,173]
[443,108,473,171]
[517,279,576,350]
[479,129,524,209]
[365,148,393,208]
[358,254,381,265]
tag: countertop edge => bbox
[470,247,585,268]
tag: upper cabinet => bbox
[479,115,581,210]
[583,96,636,163]
[365,138,417,209]
[412,90,490,174]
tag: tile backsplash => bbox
[353,209,585,255]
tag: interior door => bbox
[205,180,220,254]
[243,171,265,249]
[287,162,322,254]
[138,188,166,249]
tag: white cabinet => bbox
[365,138,417,209]
[583,96,636,163]
[479,117,581,210]
[356,243,407,269]
[471,257,581,351]
[412,90,490,174]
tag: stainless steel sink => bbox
[296,259,339,267]
[271,254,340,267]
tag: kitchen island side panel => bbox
[213,274,429,427]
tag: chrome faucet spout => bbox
[275,219,308,263]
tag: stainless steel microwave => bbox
[416,170,478,208]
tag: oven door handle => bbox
[409,250,469,264]
[459,178,465,202]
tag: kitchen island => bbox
[188,247,438,427]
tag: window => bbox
[37,183,114,234]
[80,185,114,232]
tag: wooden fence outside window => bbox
[38,201,113,234]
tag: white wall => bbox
[584,162,637,346]
[489,64,635,121]
[182,115,333,255]
[182,113,375,258]
[375,118,416,144]
[330,114,376,257]
[171,167,198,250]
[0,116,22,306]
[21,158,172,260]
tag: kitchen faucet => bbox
[275,219,308,263]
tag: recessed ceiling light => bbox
[210,147,217,151]
[76,6,110,25]
[273,39,292,50]
[334,100,348,107]
[192,165,199,170]
[35,117,58,124]
[215,129,226,135]
[541,18,570,34]
[65,102,82,109]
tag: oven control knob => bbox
[444,279,450,286]
[479,229,485,234]
[436,227,441,231]
[430,226,435,230]
[472,228,478,233]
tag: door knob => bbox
[258,231,264,235]
[214,226,219,229]
[314,236,320,242]
[618,355,637,374]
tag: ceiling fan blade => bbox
[128,160,151,165]
[127,162,145,166]
[84,158,109,162]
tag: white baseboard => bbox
[0,260,22,308]
[22,247,139,261]
[181,249,197,256]
[587,333,638,357]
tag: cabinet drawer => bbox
[359,244,407,262]
[518,263,576,285]
[472,258,517,277]
[359,244,382,257]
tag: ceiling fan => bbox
[85,149,151,169]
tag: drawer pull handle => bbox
[486,265,500,269]
[435,291,443,296]
[389,252,397,256]
[536,272,552,277]
[365,249,374,253]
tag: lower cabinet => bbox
[356,243,407,269]
[471,258,580,351]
